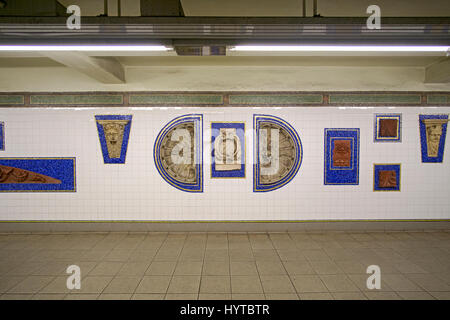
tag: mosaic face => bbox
[100,121,127,159]
[426,124,442,157]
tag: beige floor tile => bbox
[0,276,26,293]
[301,250,331,261]
[6,261,45,276]
[231,276,263,294]
[428,291,450,300]
[332,292,367,300]
[334,261,366,274]
[200,276,231,293]
[382,274,423,292]
[260,275,296,293]
[8,276,55,294]
[291,275,328,293]
[165,293,198,300]
[135,276,171,294]
[232,294,265,300]
[199,293,232,300]
[128,250,157,262]
[320,275,360,292]
[89,262,123,276]
[32,293,66,300]
[397,291,436,300]
[174,261,203,275]
[132,293,165,300]
[104,250,133,262]
[283,261,315,275]
[256,261,286,275]
[229,249,254,261]
[203,261,230,275]
[265,293,299,300]
[103,276,141,293]
[406,274,450,291]
[298,292,333,300]
[205,249,230,262]
[64,294,99,300]
[230,262,258,276]
[117,262,150,276]
[364,291,401,300]
[77,276,113,294]
[0,294,33,300]
[309,260,344,275]
[79,250,110,261]
[277,250,306,261]
[253,250,281,261]
[98,293,132,300]
[167,276,201,293]
[40,276,72,294]
[145,261,176,275]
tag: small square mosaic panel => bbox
[374,114,402,142]
[373,164,401,192]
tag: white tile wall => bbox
[0,106,449,221]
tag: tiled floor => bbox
[0,231,449,300]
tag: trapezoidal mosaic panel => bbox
[324,128,360,185]
[0,157,76,192]
[211,122,246,178]
[253,114,302,192]
[419,114,449,163]
[95,115,132,164]
[154,114,203,193]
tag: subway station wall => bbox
[0,97,449,221]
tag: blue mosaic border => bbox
[154,114,203,193]
[0,122,4,151]
[373,164,401,192]
[324,128,360,185]
[95,115,132,164]
[211,122,245,178]
[419,114,448,163]
[253,115,303,192]
[374,113,402,143]
[0,157,76,192]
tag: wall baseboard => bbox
[0,220,449,233]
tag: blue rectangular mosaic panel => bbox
[419,114,448,163]
[374,114,402,142]
[373,164,401,192]
[0,122,4,151]
[0,158,76,192]
[95,115,132,164]
[324,128,360,185]
[211,122,245,178]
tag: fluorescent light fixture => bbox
[0,45,171,51]
[230,45,450,52]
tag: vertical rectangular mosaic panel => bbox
[211,122,245,178]
[0,122,4,151]
[324,128,360,185]
[0,158,76,192]
[419,114,449,163]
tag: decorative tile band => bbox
[30,95,123,105]
[329,94,422,105]
[0,92,449,107]
[0,95,24,105]
[0,157,76,192]
[129,94,223,105]
[230,94,323,105]
[324,128,360,185]
[427,94,450,105]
